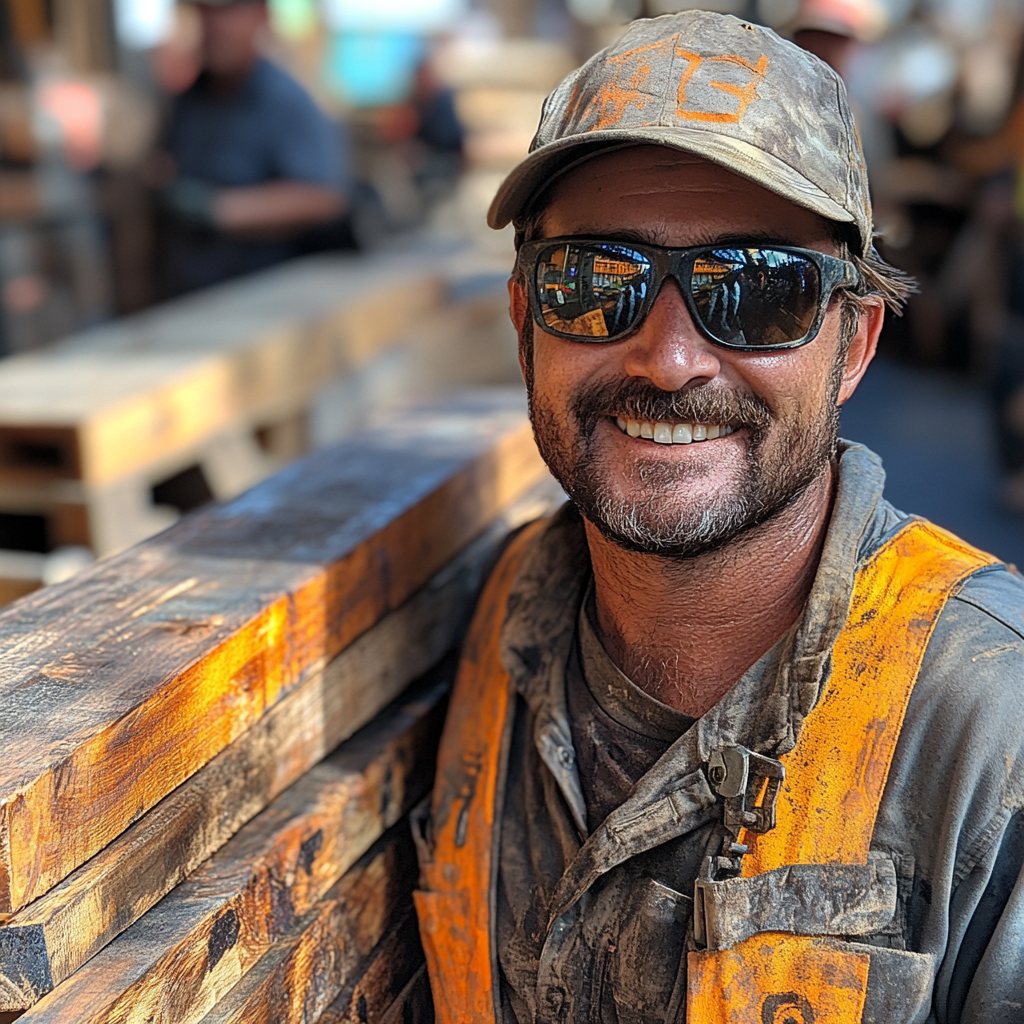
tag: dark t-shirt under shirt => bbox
[566,586,696,833]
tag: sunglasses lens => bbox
[690,249,821,347]
[535,243,651,340]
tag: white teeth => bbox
[615,418,735,444]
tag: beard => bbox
[525,324,842,559]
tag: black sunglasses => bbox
[518,238,861,352]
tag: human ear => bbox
[509,277,530,384]
[836,297,884,405]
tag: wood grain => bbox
[198,829,420,1024]
[0,476,561,1008]
[380,964,433,1024]
[0,390,548,912]
[17,676,445,1024]
[319,911,424,1024]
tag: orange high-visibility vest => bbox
[415,518,998,1024]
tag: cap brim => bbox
[488,126,856,241]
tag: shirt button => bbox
[558,746,575,768]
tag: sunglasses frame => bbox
[518,237,862,352]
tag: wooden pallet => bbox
[0,251,446,489]
[0,388,559,1023]
[0,248,521,602]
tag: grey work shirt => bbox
[494,442,1024,1024]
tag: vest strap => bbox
[687,520,997,1023]
[415,520,546,1024]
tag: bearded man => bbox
[412,12,1024,1024]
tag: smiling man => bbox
[413,12,1024,1024]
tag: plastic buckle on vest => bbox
[693,745,785,949]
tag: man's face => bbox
[199,3,266,78]
[513,147,874,558]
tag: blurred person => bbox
[410,58,465,204]
[791,0,866,77]
[955,87,1024,508]
[790,0,895,208]
[158,0,348,296]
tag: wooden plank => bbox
[319,912,424,1024]
[197,835,421,1024]
[17,678,442,1024]
[0,390,547,913]
[0,477,560,1008]
[0,354,240,485]
[380,964,433,1024]
[0,253,446,486]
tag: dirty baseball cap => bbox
[488,10,873,257]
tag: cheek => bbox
[532,338,620,411]
[733,348,836,422]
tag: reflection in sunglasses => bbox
[528,239,847,349]
[542,307,609,337]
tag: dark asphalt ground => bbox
[841,357,1024,568]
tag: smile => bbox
[614,417,737,445]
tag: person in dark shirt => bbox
[160,0,347,295]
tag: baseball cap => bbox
[488,10,873,257]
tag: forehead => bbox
[539,145,834,249]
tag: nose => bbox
[621,279,722,391]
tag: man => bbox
[413,11,1024,1024]
[160,0,347,295]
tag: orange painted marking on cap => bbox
[588,38,671,130]
[675,51,769,124]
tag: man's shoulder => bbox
[249,59,324,115]
[913,562,1024,739]
[952,563,1024,641]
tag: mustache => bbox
[570,377,773,434]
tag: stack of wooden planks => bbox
[0,243,520,604]
[0,389,559,1024]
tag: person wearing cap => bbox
[412,11,1024,1024]
[159,0,347,295]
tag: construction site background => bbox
[1,0,1024,598]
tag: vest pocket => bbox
[852,943,936,1024]
[696,857,899,950]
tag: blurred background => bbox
[0,0,1023,602]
